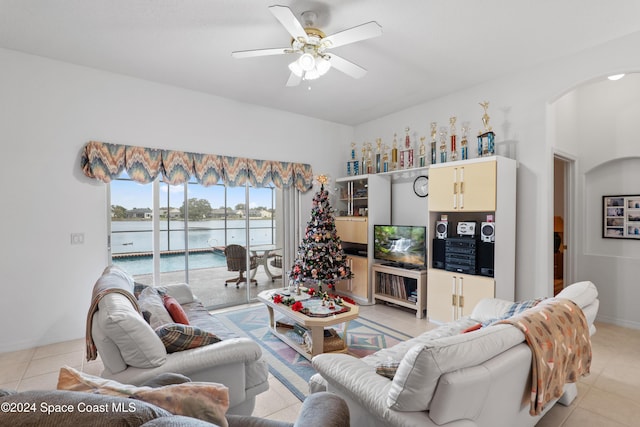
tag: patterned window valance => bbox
[81,141,313,191]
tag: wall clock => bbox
[413,175,429,197]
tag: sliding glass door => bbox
[109,174,284,309]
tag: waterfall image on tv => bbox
[374,225,426,268]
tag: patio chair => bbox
[224,244,258,288]
[269,254,283,282]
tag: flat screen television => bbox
[373,225,427,269]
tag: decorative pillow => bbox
[141,373,192,388]
[132,382,229,427]
[461,323,482,333]
[481,297,546,326]
[96,292,167,369]
[57,365,151,396]
[134,281,150,298]
[387,324,525,412]
[375,360,400,380]
[163,294,190,325]
[155,323,221,353]
[138,286,174,329]
[56,366,229,427]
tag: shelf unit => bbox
[372,263,427,318]
[334,174,391,304]
[427,156,516,324]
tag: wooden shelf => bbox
[372,263,427,318]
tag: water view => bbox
[111,219,277,275]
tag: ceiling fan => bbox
[231,5,382,87]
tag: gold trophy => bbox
[382,143,390,172]
[478,101,495,157]
[461,122,470,160]
[430,122,437,164]
[391,133,398,171]
[439,127,448,163]
[375,138,382,173]
[449,116,458,161]
[402,127,414,169]
[419,136,426,167]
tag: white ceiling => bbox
[1,0,639,126]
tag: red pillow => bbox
[461,323,482,333]
[163,295,190,325]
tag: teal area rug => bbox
[216,305,413,401]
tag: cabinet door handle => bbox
[452,294,458,306]
[459,295,464,308]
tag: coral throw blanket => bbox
[498,298,591,415]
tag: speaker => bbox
[432,238,446,269]
[480,222,495,243]
[435,221,448,239]
[477,241,495,277]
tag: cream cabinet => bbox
[429,160,497,212]
[427,156,516,324]
[334,174,391,304]
[427,268,494,322]
[335,217,368,245]
[335,255,368,300]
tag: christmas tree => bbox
[289,176,352,290]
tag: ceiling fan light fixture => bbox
[298,53,316,71]
[315,56,331,75]
[288,60,303,77]
[304,68,321,80]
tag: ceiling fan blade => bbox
[231,47,291,59]
[327,54,367,79]
[286,72,302,87]
[269,5,308,42]
[323,21,382,49]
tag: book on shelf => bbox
[376,272,417,302]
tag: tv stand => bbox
[372,263,427,319]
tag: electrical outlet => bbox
[71,233,85,245]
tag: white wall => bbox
[0,48,353,352]
[554,73,640,329]
[352,31,640,329]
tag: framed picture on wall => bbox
[603,195,640,239]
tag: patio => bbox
[132,263,287,309]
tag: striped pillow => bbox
[155,324,221,353]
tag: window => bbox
[109,173,282,308]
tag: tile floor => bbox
[1,303,639,426]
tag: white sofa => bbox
[309,281,599,427]
[88,265,269,415]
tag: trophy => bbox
[375,138,382,173]
[366,142,374,174]
[449,116,458,161]
[347,142,357,176]
[361,145,367,175]
[477,101,495,157]
[400,127,414,169]
[461,122,470,160]
[391,133,399,171]
[382,143,390,172]
[418,136,426,167]
[430,122,437,165]
[439,127,448,163]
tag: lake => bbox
[111,219,276,254]
[111,219,277,275]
